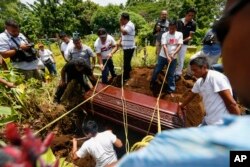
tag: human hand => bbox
[59,80,66,87]
[19,43,31,51]
[100,64,104,71]
[6,82,16,88]
[107,53,113,58]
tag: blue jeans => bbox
[45,63,57,76]
[102,59,116,84]
[151,56,177,93]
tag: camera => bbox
[27,43,35,47]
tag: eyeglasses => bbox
[213,0,249,44]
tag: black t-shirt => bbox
[153,20,169,42]
[63,61,92,84]
[177,19,196,45]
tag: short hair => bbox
[169,20,177,26]
[82,120,98,135]
[5,19,19,28]
[59,31,67,38]
[97,28,107,36]
[121,12,130,20]
[71,57,87,66]
[190,57,209,68]
[186,8,197,15]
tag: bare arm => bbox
[162,44,171,62]
[0,50,16,58]
[170,44,182,59]
[183,32,194,43]
[180,91,197,108]
[218,89,241,115]
[120,25,128,35]
[113,138,123,148]
[72,138,79,160]
[0,77,15,88]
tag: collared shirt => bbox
[153,20,169,42]
[121,21,135,50]
[65,44,95,67]
[0,30,38,70]
[177,18,196,45]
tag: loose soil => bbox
[13,67,205,167]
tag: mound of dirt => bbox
[122,67,205,127]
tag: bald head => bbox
[160,10,168,21]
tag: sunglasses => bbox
[213,0,249,44]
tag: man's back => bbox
[77,130,118,167]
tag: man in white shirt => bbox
[59,32,73,62]
[119,13,135,82]
[150,20,183,96]
[72,120,123,167]
[94,28,118,84]
[179,57,240,125]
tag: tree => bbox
[0,0,20,32]
[90,5,121,34]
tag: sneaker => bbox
[175,75,181,82]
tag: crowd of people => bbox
[1,0,250,166]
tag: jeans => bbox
[102,59,116,84]
[123,48,135,80]
[45,63,57,76]
[151,56,177,93]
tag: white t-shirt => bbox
[76,131,118,167]
[60,39,73,54]
[38,49,53,62]
[192,70,232,125]
[94,35,116,59]
[121,21,135,49]
[159,31,183,59]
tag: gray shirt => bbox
[0,30,38,70]
[66,44,95,67]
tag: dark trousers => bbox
[123,48,135,80]
[102,59,116,84]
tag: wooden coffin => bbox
[84,83,185,134]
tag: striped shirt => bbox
[121,21,135,49]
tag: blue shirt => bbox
[202,29,221,56]
[202,43,221,56]
[116,116,250,167]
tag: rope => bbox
[34,85,111,135]
[130,135,154,152]
[120,49,130,153]
[90,57,111,115]
[147,61,172,134]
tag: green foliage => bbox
[91,5,121,34]
[41,148,74,167]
